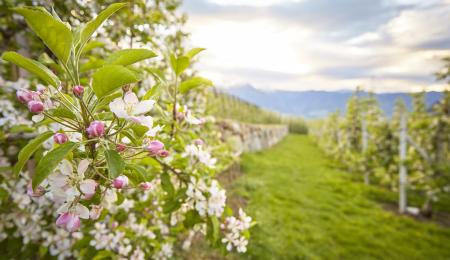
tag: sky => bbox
[181,0,450,92]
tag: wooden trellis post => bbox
[362,118,369,185]
[399,113,408,214]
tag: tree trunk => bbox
[362,119,369,185]
[399,113,407,214]
[421,194,433,218]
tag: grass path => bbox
[232,135,450,260]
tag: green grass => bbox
[232,135,450,260]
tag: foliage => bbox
[232,135,450,259]
[284,117,309,134]
[0,3,252,259]
[312,87,450,216]
[435,56,450,83]
[207,89,308,134]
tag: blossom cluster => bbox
[0,3,252,258]
[17,86,171,233]
[221,209,252,253]
[3,80,251,258]
[186,178,226,217]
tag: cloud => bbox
[206,0,304,7]
[182,0,450,92]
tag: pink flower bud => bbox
[139,182,152,191]
[113,175,128,189]
[27,100,44,114]
[56,212,80,232]
[157,149,169,158]
[89,205,103,220]
[66,215,80,232]
[53,133,68,144]
[116,143,127,152]
[86,121,105,138]
[16,89,33,104]
[73,85,84,97]
[56,212,70,226]
[194,139,204,146]
[27,183,45,197]
[145,140,164,155]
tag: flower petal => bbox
[66,187,81,201]
[32,114,44,122]
[139,116,153,129]
[109,98,128,118]
[74,204,90,219]
[124,92,139,105]
[49,173,68,188]
[133,100,155,115]
[66,214,81,231]
[121,136,131,144]
[80,179,97,195]
[77,159,90,176]
[146,125,162,137]
[57,202,70,214]
[59,160,73,175]
[56,212,70,226]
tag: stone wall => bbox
[218,120,289,155]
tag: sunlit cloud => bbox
[182,0,450,92]
[206,0,304,7]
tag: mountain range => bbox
[222,85,443,119]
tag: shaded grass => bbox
[232,135,450,260]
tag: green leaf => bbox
[160,172,174,196]
[116,192,125,205]
[224,206,234,217]
[141,157,162,169]
[13,131,53,176]
[131,124,149,137]
[120,130,139,146]
[77,3,127,55]
[0,187,9,202]
[207,216,220,244]
[186,47,205,59]
[163,199,181,214]
[105,49,156,66]
[96,112,114,121]
[1,52,60,87]
[145,67,167,82]
[163,188,186,214]
[81,40,106,54]
[38,53,64,74]
[125,164,147,183]
[14,7,72,64]
[92,250,115,260]
[33,142,78,189]
[72,236,91,251]
[179,77,213,94]
[143,82,162,100]
[170,54,190,76]
[94,92,122,112]
[184,210,202,228]
[38,246,48,258]
[51,106,76,120]
[92,65,140,98]
[9,125,34,133]
[80,56,105,73]
[105,150,125,178]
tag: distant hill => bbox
[223,85,443,119]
